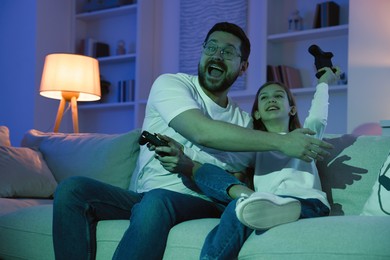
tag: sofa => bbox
[0,125,389,260]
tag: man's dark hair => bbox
[204,22,251,62]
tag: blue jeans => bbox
[52,176,222,260]
[194,164,330,260]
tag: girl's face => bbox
[254,84,296,126]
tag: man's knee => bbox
[140,189,176,212]
[54,176,92,203]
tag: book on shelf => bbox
[117,79,135,102]
[313,1,340,29]
[284,66,303,89]
[83,38,96,57]
[267,65,302,89]
[267,65,282,83]
[278,65,289,87]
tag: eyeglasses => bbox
[202,41,241,60]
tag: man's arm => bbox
[154,139,247,182]
[169,109,332,162]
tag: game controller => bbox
[139,130,168,147]
[308,44,337,78]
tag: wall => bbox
[0,1,37,146]
[35,0,74,134]
[348,0,390,133]
[0,0,73,146]
[153,0,390,134]
[1,1,389,143]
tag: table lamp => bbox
[39,53,101,133]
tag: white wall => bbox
[0,1,37,146]
[35,0,74,134]
[348,0,390,132]
[153,0,180,76]
[1,0,389,143]
[0,0,73,145]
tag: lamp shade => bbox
[40,53,101,101]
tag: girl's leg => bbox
[194,163,253,203]
[236,194,330,231]
[294,197,330,218]
[200,199,256,260]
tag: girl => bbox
[154,67,339,259]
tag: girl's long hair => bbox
[251,81,302,131]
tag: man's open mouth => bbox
[208,64,225,78]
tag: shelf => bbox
[230,85,347,99]
[79,102,136,110]
[76,4,137,21]
[97,53,136,64]
[79,99,147,110]
[292,85,347,96]
[268,24,348,43]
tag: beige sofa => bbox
[0,126,389,260]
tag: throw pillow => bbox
[0,146,57,198]
[0,126,11,147]
[361,151,390,216]
[22,129,141,189]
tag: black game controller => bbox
[308,44,337,78]
[139,130,168,147]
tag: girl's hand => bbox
[318,67,341,85]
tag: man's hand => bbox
[151,135,200,178]
[280,128,333,162]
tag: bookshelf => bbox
[266,0,349,88]
[70,0,349,134]
[266,0,349,133]
[72,0,155,134]
[231,0,349,134]
[267,24,348,43]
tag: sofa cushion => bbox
[0,204,128,260]
[0,146,57,198]
[163,217,390,260]
[21,129,141,190]
[163,218,219,260]
[95,220,129,260]
[361,151,390,216]
[318,134,390,215]
[0,198,53,216]
[0,205,54,260]
[0,126,11,147]
[239,216,390,260]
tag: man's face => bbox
[198,31,245,95]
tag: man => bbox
[53,22,332,260]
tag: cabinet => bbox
[265,0,349,133]
[267,0,349,87]
[72,0,155,134]
[71,0,349,134]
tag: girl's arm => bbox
[304,67,340,139]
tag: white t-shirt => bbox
[253,82,330,208]
[130,73,253,200]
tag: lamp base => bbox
[53,91,80,133]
